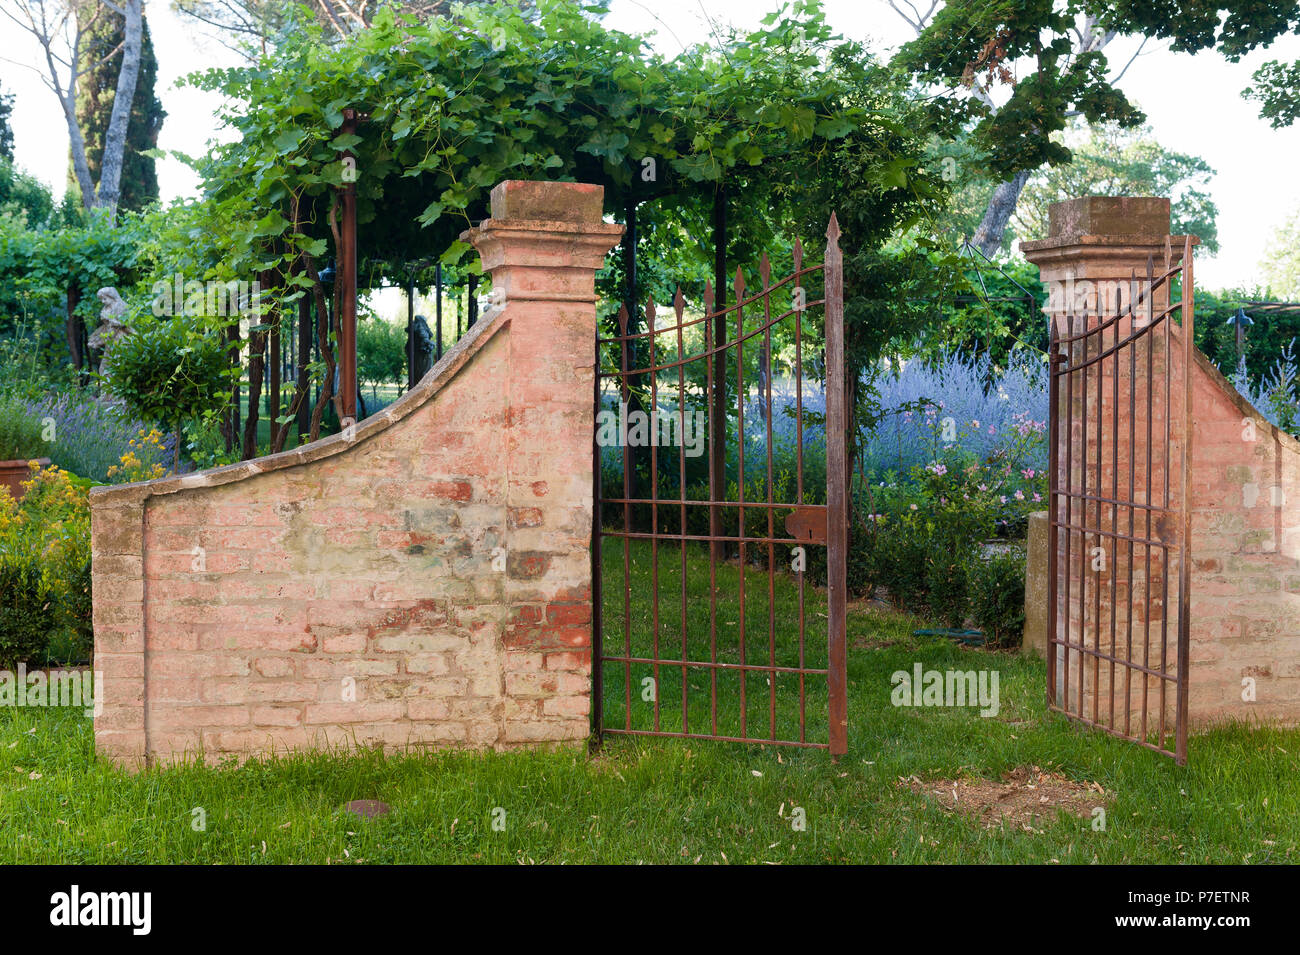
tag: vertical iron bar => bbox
[735,267,747,740]
[1063,312,1074,715]
[1142,258,1154,746]
[675,289,689,738]
[1109,287,1119,731]
[1177,237,1194,764]
[1078,308,1089,720]
[648,299,660,733]
[825,215,848,756]
[704,284,719,737]
[592,332,604,741]
[794,241,807,741]
[1160,253,1171,750]
[1047,315,1060,710]
[710,187,727,560]
[618,307,633,731]
[1092,309,1102,727]
[1126,275,1137,737]
[762,256,777,740]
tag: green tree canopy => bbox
[1014,122,1219,252]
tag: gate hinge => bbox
[785,506,827,545]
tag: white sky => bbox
[3,0,1300,291]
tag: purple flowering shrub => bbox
[862,350,1048,479]
[17,391,170,484]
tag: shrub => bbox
[968,548,1027,647]
[0,394,51,460]
[104,317,230,472]
[60,556,93,663]
[0,555,56,668]
[0,465,91,663]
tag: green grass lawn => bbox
[2,540,1297,864]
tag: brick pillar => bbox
[1022,197,1196,733]
[462,181,622,744]
[91,498,148,767]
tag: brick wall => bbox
[91,180,622,767]
[1186,353,1300,724]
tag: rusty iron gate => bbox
[593,216,847,753]
[1048,236,1194,763]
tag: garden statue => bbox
[411,315,434,382]
[87,287,132,377]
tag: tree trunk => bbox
[303,257,336,441]
[972,170,1032,257]
[292,294,312,446]
[94,0,145,216]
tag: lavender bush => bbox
[17,392,170,484]
[1231,341,1300,436]
[861,350,1049,479]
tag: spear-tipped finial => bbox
[826,211,841,244]
[616,303,628,333]
[646,296,656,328]
[733,266,746,303]
[759,252,771,288]
[673,285,685,321]
[703,279,715,315]
[792,238,803,274]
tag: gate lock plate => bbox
[784,506,828,545]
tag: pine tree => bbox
[69,11,165,213]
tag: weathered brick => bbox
[92,180,615,768]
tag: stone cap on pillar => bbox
[487,179,605,224]
[1021,196,1198,324]
[1021,196,1196,271]
[460,181,623,302]
[1048,195,1169,241]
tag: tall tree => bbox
[889,1,1145,256]
[70,11,166,213]
[0,0,145,219]
[896,2,1300,256]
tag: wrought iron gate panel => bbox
[593,217,847,753]
[1048,237,1193,763]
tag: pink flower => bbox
[910,503,918,511]
[1032,493,1042,503]
[1014,490,1025,501]
[999,495,1008,504]
[1022,469,1036,479]
[978,484,988,492]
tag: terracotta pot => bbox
[0,458,51,501]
